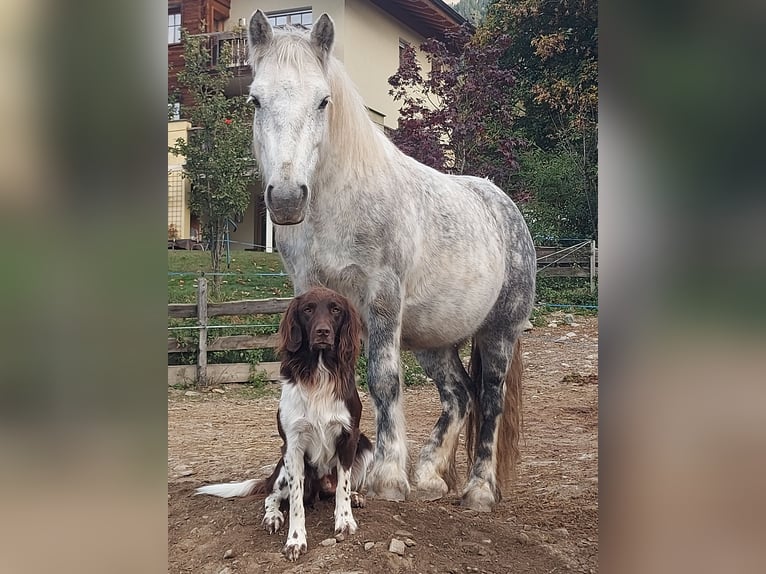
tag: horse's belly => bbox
[400,279,502,349]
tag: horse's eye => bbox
[318,96,330,110]
[249,95,261,108]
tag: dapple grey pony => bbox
[246,10,535,512]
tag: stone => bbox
[553,527,570,539]
[320,537,337,547]
[388,538,406,556]
[223,549,235,559]
[517,532,530,544]
[364,542,375,551]
[403,538,416,547]
[218,568,232,574]
[563,313,576,325]
[394,530,413,538]
[184,390,200,397]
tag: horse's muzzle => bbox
[265,183,308,225]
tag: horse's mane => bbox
[252,28,390,171]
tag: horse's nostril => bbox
[299,184,308,200]
[265,185,274,205]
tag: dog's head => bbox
[278,287,361,368]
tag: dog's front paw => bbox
[334,514,358,537]
[350,491,366,508]
[282,540,307,561]
[262,509,284,534]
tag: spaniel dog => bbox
[196,287,373,561]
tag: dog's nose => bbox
[314,327,331,338]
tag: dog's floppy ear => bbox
[279,297,303,354]
[337,298,362,368]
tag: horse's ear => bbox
[310,13,335,63]
[248,10,273,55]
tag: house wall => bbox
[344,0,428,130]
[229,0,346,61]
[168,121,192,239]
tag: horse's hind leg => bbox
[462,334,522,512]
[411,347,472,500]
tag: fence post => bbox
[197,276,208,388]
[589,240,597,294]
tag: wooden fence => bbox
[168,242,597,387]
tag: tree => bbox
[479,0,598,240]
[169,32,256,279]
[388,25,525,200]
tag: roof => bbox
[369,0,469,39]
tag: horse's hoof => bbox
[461,480,497,512]
[366,484,408,501]
[366,462,410,501]
[412,475,449,501]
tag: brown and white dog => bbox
[196,287,373,561]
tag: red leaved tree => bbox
[388,25,526,200]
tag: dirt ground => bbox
[168,313,598,574]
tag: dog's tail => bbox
[195,478,265,498]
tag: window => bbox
[168,9,181,44]
[399,39,409,66]
[168,102,181,121]
[267,9,313,29]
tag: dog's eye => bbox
[330,307,341,315]
[303,306,313,314]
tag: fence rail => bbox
[168,242,597,387]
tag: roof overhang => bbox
[369,0,470,40]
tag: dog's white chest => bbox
[279,377,352,475]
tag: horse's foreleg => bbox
[411,348,472,500]
[364,290,409,501]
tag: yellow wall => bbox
[226,0,429,130]
[344,0,428,130]
[168,121,192,239]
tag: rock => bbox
[218,568,232,574]
[392,514,406,525]
[517,532,530,544]
[334,531,345,542]
[563,313,575,325]
[553,527,570,539]
[184,390,200,397]
[388,538,406,556]
[481,539,492,544]
[522,319,534,331]
[178,469,194,477]
[223,549,235,559]
[394,529,413,538]
[403,538,416,547]
[212,388,225,394]
[477,547,487,556]
[364,542,375,551]
[320,537,337,547]
[547,322,558,327]
[554,336,569,343]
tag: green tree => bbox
[480,0,598,240]
[169,32,256,279]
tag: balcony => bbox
[193,30,252,96]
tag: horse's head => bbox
[247,10,335,225]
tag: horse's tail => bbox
[465,338,523,495]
